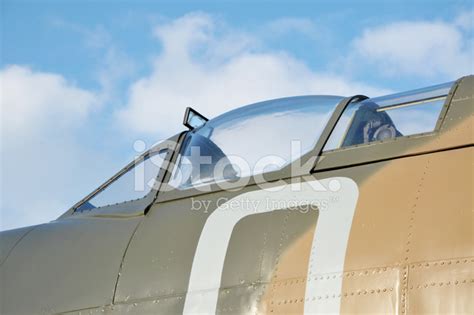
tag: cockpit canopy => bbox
[74,80,454,211]
[170,81,453,189]
[169,95,344,189]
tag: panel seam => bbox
[111,217,145,304]
[401,157,431,314]
[313,143,472,173]
[0,226,37,267]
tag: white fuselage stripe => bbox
[182,177,359,314]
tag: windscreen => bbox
[75,149,168,211]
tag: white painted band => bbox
[183,177,359,314]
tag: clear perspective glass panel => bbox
[76,149,168,211]
[170,95,344,189]
[324,82,453,151]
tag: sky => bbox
[1,0,473,231]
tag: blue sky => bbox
[1,0,473,230]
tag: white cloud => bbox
[117,12,387,136]
[0,65,97,135]
[0,66,103,231]
[351,15,474,78]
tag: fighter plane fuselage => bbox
[1,76,473,314]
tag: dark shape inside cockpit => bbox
[341,101,402,147]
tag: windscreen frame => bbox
[58,134,181,219]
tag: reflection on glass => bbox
[324,81,453,151]
[76,149,167,211]
[170,95,344,189]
